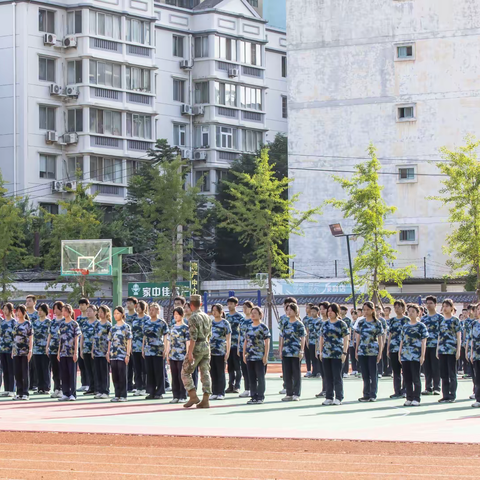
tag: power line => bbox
[290,167,447,177]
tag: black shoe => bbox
[358,397,369,402]
[390,394,403,399]
[83,390,95,395]
[438,398,449,403]
[433,390,441,395]
[369,398,377,402]
[448,399,456,403]
[154,395,163,400]
[225,386,234,394]
[421,390,433,396]
[232,388,240,394]
[145,394,155,400]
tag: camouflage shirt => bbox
[470,321,480,361]
[278,314,289,334]
[125,312,138,329]
[143,318,169,356]
[210,319,232,356]
[400,322,428,362]
[342,316,354,347]
[281,320,306,358]
[244,323,271,361]
[355,318,384,357]
[321,319,350,360]
[188,310,212,344]
[82,319,98,354]
[307,317,321,345]
[76,315,88,332]
[421,313,443,348]
[0,318,15,353]
[93,321,112,357]
[27,310,39,323]
[388,316,409,353]
[168,323,190,361]
[108,323,132,361]
[464,317,476,346]
[438,316,461,355]
[12,320,33,356]
[132,315,147,353]
[48,318,64,355]
[58,320,81,358]
[226,311,243,347]
[32,318,51,355]
[238,317,253,350]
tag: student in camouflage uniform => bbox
[133,300,148,396]
[46,301,65,398]
[225,296,243,394]
[0,303,16,396]
[307,306,321,378]
[398,304,428,406]
[469,304,480,407]
[125,297,139,392]
[76,298,90,392]
[238,301,254,398]
[32,304,51,394]
[12,305,33,400]
[210,304,231,400]
[340,305,352,378]
[278,297,297,396]
[93,305,112,399]
[182,294,212,408]
[81,304,99,395]
[302,303,314,378]
[108,306,132,402]
[25,295,38,393]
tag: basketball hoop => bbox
[71,268,90,276]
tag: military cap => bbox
[190,294,202,302]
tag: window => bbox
[216,126,236,149]
[282,96,288,118]
[173,124,187,147]
[398,228,417,244]
[126,160,138,181]
[398,166,416,182]
[240,41,262,66]
[90,156,123,183]
[127,113,152,139]
[215,36,237,61]
[89,60,121,88]
[64,156,83,180]
[89,11,121,40]
[242,130,262,152]
[39,9,55,33]
[281,56,287,77]
[194,36,209,58]
[67,60,82,84]
[173,35,185,57]
[40,203,59,215]
[126,67,151,92]
[39,106,56,130]
[397,105,415,121]
[240,86,262,110]
[247,0,259,6]
[215,82,237,107]
[90,109,122,136]
[396,44,414,60]
[126,18,151,45]
[194,126,209,147]
[67,11,82,34]
[195,170,210,192]
[194,82,209,104]
[173,79,185,102]
[67,109,83,133]
[39,57,55,82]
[216,169,227,185]
[39,154,56,179]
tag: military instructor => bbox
[182,294,213,408]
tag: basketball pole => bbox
[112,247,133,311]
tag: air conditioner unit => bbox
[43,33,57,46]
[194,150,207,161]
[228,67,239,78]
[63,36,77,48]
[63,181,77,191]
[63,133,78,145]
[192,106,205,116]
[181,104,193,116]
[45,131,58,143]
[50,83,63,96]
[180,148,192,160]
[51,180,63,192]
[179,59,192,69]
[65,86,79,98]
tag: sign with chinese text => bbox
[190,262,199,296]
[128,281,190,299]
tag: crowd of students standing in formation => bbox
[0,293,479,408]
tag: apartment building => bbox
[0,0,286,210]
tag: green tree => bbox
[326,144,415,305]
[217,147,320,331]
[429,136,480,300]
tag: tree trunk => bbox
[267,247,274,360]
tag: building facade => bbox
[287,0,476,279]
[0,0,286,211]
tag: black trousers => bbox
[424,346,440,392]
[0,353,14,392]
[227,347,242,389]
[382,346,391,375]
[342,348,350,376]
[283,356,301,397]
[358,355,378,399]
[309,344,321,376]
[349,346,358,372]
[462,347,472,375]
[78,355,87,387]
[471,356,476,393]
[402,360,421,402]
[133,352,146,391]
[49,354,61,391]
[390,352,404,395]
[94,356,109,394]
[439,353,457,400]
[128,355,134,391]
[145,356,165,396]
[59,356,76,397]
[13,356,29,397]
[29,357,37,389]
[473,360,480,402]
[33,354,50,391]
[323,358,344,400]
[247,360,266,400]
[83,354,95,392]
[304,341,312,372]
[170,359,186,399]
[240,356,249,391]
[210,355,226,395]
[111,360,127,398]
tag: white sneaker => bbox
[411,400,420,406]
[333,399,342,405]
[131,389,137,394]
[6,392,14,397]
[210,394,218,400]
[94,393,102,399]
[304,372,313,378]
[281,396,293,402]
[58,395,69,402]
[292,395,300,401]
[169,398,179,404]
[133,390,143,396]
[177,398,186,404]
[351,371,358,375]
[166,387,172,392]
[322,399,334,405]
[256,399,264,404]
[470,394,476,400]
[0,392,9,397]
[471,402,480,408]
[13,395,20,401]
[239,390,250,398]
[119,397,127,402]
[404,400,412,406]
[279,388,286,395]
[78,386,88,392]
[100,393,109,399]
[51,390,61,398]
[68,395,76,401]
[20,395,29,401]
[217,395,225,400]
[343,373,349,378]
[111,397,119,402]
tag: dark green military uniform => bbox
[181,308,212,394]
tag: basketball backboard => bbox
[61,239,113,276]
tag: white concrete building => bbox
[287,0,476,280]
[0,0,286,211]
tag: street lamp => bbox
[329,223,357,310]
